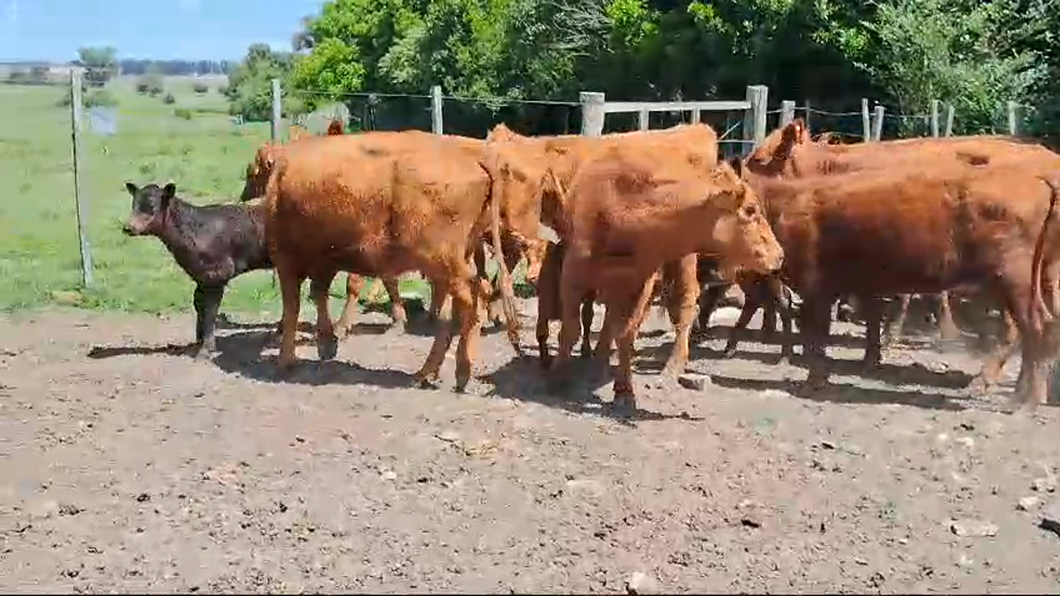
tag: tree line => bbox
[220,0,1058,145]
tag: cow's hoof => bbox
[317,336,338,361]
[333,323,351,341]
[383,322,407,337]
[413,373,441,389]
[610,392,637,418]
[721,345,737,359]
[804,375,829,392]
[966,376,991,396]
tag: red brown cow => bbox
[485,123,722,374]
[713,119,1060,369]
[264,133,520,391]
[747,163,1059,406]
[546,148,783,413]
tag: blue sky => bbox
[0,0,325,62]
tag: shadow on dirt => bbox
[483,353,705,426]
[706,374,972,412]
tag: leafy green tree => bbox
[226,43,302,121]
[78,46,119,87]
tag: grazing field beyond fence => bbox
[0,74,1034,317]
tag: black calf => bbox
[123,182,272,357]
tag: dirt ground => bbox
[3,298,1060,594]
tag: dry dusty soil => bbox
[3,299,1060,593]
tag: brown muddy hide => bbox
[240,144,277,201]
[704,159,784,279]
[123,181,174,236]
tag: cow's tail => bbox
[486,151,523,355]
[1030,176,1060,334]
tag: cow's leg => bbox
[194,284,225,359]
[309,272,338,362]
[551,259,590,392]
[693,283,726,338]
[276,262,305,371]
[452,274,487,393]
[192,285,207,351]
[429,285,451,323]
[334,273,365,340]
[579,297,595,357]
[861,295,885,367]
[536,313,552,369]
[415,277,456,387]
[882,294,911,350]
[937,291,961,342]
[381,276,407,335]
[776,283,797,363]
[998,276,1051,408]
[662,256,699,377]
[722,299,759,358]
[612,277,657,415]
[801,294,834,389]
[969,300,1020,395]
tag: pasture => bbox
[3,76,1060,593]
[0,77,431,317]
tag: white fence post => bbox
[780,100,795,126]
[872,105,885,141]
[945,104,955,137]
[743,85,768,151]
[270,78,282,142]
[69,68,93,287]
[930,99,940,138]
[861,98,871,142]
[1007,101,1019,136]
[431,85,443,135]
[579,92,606,137]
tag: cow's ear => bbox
[161,183,176,208]
[727,155,744,178]
[125,182,138,196]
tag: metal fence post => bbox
[1007,100,1018,136]
[872,105,885,141]
[579,92,606,137]
[431,85,443,135]
[270,78,282,142]
[743,85,768,151]
[69,68,93,287]
[861,98,871,142]
[945,104,955,137]
[780,100,795,126]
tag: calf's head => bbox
[123,181,175,236]
[700,157,784,277]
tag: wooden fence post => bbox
[930,99,940,137]
[270,78,282,142]
[872,105,885,141]
[945,104,955,137]
[780,100,795,126]
[861,98,871,142]
[804,99,811,132]
[638,107,649,131]
[430,85,443,135]
[69,68,93,287]
[743,85,768,150]
[579,92,606,137]
[1007,100,1019,136]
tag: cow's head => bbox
[700,156,784,278]
[326,118,344,136]
[123,181,175,236]
[744,118,808,176]
[240,142,280,201]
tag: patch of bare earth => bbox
[2,302,1060,593]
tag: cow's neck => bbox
[155,199,202,272]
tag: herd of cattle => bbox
[120,115,1060,414]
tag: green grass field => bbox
[0,75,434,319]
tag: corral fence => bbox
[52,70,1032,292]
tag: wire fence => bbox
[0,73,1041,307]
